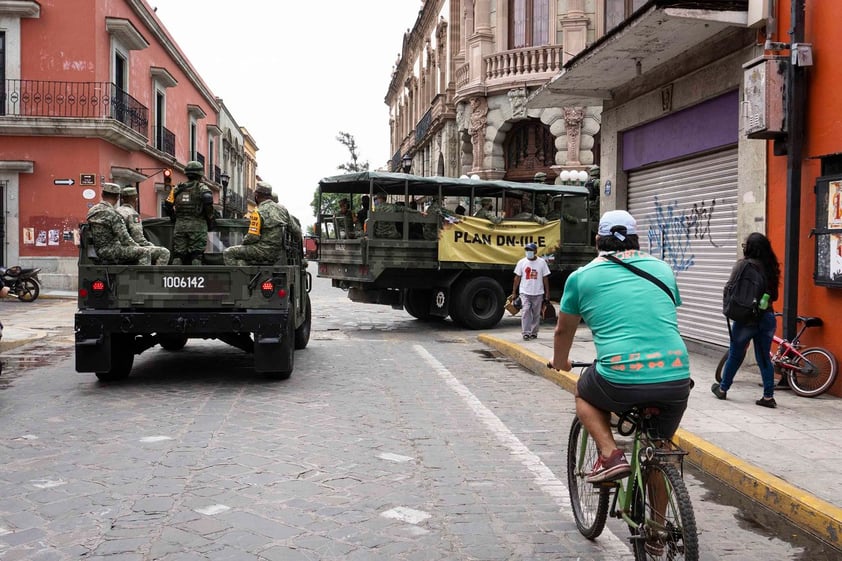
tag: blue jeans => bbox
[719,311,777,398]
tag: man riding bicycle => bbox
[549,210,692,483]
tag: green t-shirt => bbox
[560,250,690,384]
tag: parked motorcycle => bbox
[0,265,41,302]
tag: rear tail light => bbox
[91,280,106,292]
[261,280,275,298]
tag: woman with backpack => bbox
[712,232,781,407]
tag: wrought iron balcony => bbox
[155,124,175,156]
[1,79,148,137]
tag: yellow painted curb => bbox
[478,333,842,550]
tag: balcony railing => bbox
[415,108,432,143]
[485,45,564,81]
[1,79,148,137]
[155,124,175,156]
[214,165,221,184]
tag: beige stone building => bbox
[386,0,607,183]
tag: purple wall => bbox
[622,90,739,171]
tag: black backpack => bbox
[722,259,766,324]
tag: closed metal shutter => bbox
[628,148,738,347]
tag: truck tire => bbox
[159,334,188,351]
[404,288,433,320]
[452,277,506,330]
[294,293,311,350]
[95,334,134,382]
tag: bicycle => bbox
[714,314,838,398]
[565,361,698,560]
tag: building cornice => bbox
[0,160,35,173]
[105,17,149,50]
[0,1,40,18]
[0,118,147,151]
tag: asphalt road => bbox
[0,264,838,560]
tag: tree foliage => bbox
[310,131,370,219]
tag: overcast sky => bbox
[151,1,423,229]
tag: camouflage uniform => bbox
[117,187,171,265]
[372,197,417,239]
[511,201,548,224]
[86,184,152,265]
[223,196,286,266]
[473,199,502,224]
[164,161,213,265]
[422,198,443,241]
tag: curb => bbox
[0,333,45,354]
[478,333,842,550]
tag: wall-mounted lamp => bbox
[401,154,412,174]
[220,172,230,218]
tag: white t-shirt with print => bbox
[514,256,550,296]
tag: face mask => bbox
[525,251,535,259]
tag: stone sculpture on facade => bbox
[469,96,488,173]
[563,106,586,166]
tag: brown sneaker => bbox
[585,449,631,483]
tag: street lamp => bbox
[401,154,412,174]
[220,172,230,218]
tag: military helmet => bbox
[101,182,122,195]
[121,186,138,197]
[533,171,547,182]
[480,197,493,205]
[184,161,204,174]
[254,183,273,198]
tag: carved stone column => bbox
[469,97,488,172]
[561,0,589,64]
[563,107,586,166]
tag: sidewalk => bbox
[480,318,842,549]
[0,290,76,353]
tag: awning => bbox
[528,1,749,108]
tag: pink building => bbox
[0,0,227,289]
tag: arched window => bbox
[503,118,556,182]
[509,0,549,49]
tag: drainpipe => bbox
[782,0,807,342]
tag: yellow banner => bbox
[438,215,561,264]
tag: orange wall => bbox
[768,1,842,395]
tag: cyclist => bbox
[549,210,692,483]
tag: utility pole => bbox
[782,0,807,343]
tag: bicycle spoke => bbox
[566,417,609,539]
[631,462,697,560]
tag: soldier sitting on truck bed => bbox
[372,192,425,239]
[86,183,154,265]
[117,186,171,265]
[510,199,548,224]
[473,198,503,224]
[223,183,289,266]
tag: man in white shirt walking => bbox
[512,242,551,340]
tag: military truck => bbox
[316,172,596,329]
[75,218,311,382]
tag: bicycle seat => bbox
[798,316,823,328]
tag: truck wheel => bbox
[95,335,134,382]
[159,334,188,351]
[453,277,505,330]
[404,288,433,320]
[294,293,311,350]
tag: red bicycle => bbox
[715,314,838,397]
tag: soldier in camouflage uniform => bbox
[372,192,424,239]
[223,183,288,266]
[117,186,171,265]
[164,161,214,265]
[86,183,153,265]
[473,198,503,224]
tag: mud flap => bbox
[253,335,282,373]
[75,333,110,373]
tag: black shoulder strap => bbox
[604,253,676,306]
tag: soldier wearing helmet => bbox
[117,186,170,265]
[164,161,215,265]
[223,182,298,266]
[86,182,153,265]
[472,197,502,224]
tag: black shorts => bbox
[576,364,691,439]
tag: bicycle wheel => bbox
[714,352,728,383]
[630,462,698,561]
[787,347,839,398]
[566,416,609,539]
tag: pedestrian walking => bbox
[512,242,550,340]
[712,232,781,407]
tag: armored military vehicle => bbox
[75,218,311,381]
[316,172,596,330]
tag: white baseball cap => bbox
[598,210,637,237]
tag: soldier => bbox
[117,186,170,265]
[86,183,153,265]
[261,182,301,242]
[511,198,548,224]
[164,160,214,265]
[371,192,423,239]
[545,198,579,224]
[337,197,356,239]
[223,183,287,266]
[473,198,503,224]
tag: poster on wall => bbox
[22,228,34,245]
[831,234,842,281]
[35,231,47,247]
[829,180,842,229]
[48,229,60,246]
